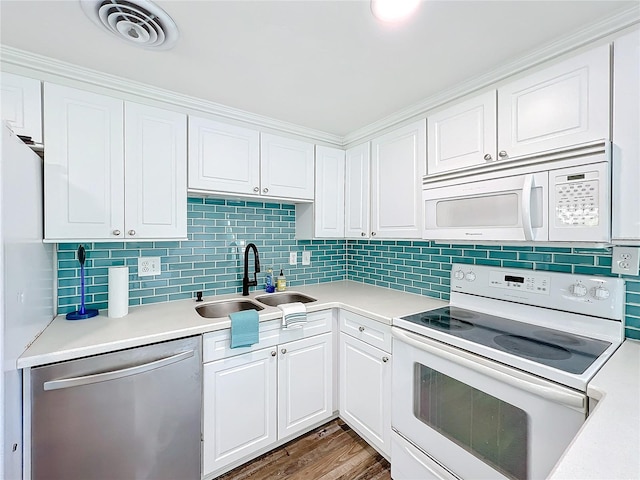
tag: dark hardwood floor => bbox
[217,419,391,480]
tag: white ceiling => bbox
[0,0,638,137]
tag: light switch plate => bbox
[138,257,161,277]
[302,251,311,265]
[611,246,640,276]
[289,252,297,265]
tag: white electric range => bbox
[391,263,625,480]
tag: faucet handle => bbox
[196,291,203,302]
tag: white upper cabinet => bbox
[0,72,42,144]
[426,45,610,177]
[261,133,314,200]
[188,123,314,201]
[427,90,497,175]
[371,120,426,239]
[124,103,187,239]
[497,44,610,160]
[44,83,187,241]
[344,142,371,239]
[612,29,640,243]
[296,145,345,239]
[188,117,260,194]
[44,83,124,240]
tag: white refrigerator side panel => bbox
[1,126,54,480]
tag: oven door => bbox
[423,170,548,241]
[391,327,586,480]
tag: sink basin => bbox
[195,299,264,318]
[255,292,317,307]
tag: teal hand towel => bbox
[230,310,259,348]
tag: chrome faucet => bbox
[242,243,261,296]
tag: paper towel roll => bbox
[108,266,129,318]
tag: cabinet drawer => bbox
[339,310,391,353]
[203,309,333,363]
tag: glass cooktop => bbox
[400,306,611,374]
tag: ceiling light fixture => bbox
[371,0,421,23]
[80,0,179,50]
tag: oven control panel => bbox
[450,263,625,320]
[487,271,550,295]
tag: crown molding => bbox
[0,46,343,146]
[343,6,640,147]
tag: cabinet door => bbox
[344,142,371,239]
[187,116,260,195]
[339,333,391,457]
[314,145,345,238]
[427,90,497,175]
[278,333,333,440]
[44,83,124,240]
[498,44,610,159]
[612,30,640,243]
[371,120,426,239]
[202,348,277,476]
[1,72,42,143]
[261,133,314,200]
[124,103,187,239]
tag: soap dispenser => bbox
[276,269,286,292]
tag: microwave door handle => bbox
[392,327,586,411]
[521,174,534,241]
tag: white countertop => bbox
[550,339,640,480]
[18,281,446,369]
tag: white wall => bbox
[1,125,54,480]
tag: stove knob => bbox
[570,283,588,297]
[465,271,476,281]
[454,270,465,280]
[593,286,610,300]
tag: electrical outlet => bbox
[302,251,311,265]
[138,257,161,277]
[611,246,640,276]
[289,252,297,265]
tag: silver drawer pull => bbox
[271,351,277,357]
[281,348,287,354]
[43,350,194,391]
[358,326,365,332]
[382,357,389,363]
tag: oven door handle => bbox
[392,327,586,411]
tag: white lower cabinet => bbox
[338,312,392,458]
[202,347,277,475]
[202,312,334,478]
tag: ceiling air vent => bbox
[80,0,179,50]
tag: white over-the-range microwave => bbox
[423,141,611,243]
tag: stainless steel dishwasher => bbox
[30,336,202,480]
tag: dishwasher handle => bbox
[43,350,195,391]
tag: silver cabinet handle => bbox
[382,357,389,363]
[271,351,277,357]
[361,232,366,236]
[113,229,121,236]
[263,188,269,193]
[358,326,365,332]
[498,150,508,158]
[483,154,492,161]
[253,187,260,192]
[281,348,287,354]
[43,350,194,391]
[371,232,376,236]
[128,230,136,236]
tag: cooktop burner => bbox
[494,334,572,361]
[399,306,611,374]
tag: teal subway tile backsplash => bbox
[56,201,639,340]
[346,240,640,339]
[57,199,346,315]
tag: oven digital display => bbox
[505,275,524,283]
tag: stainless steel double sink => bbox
[195,292,316,319]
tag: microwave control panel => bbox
[554,170,600,227]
